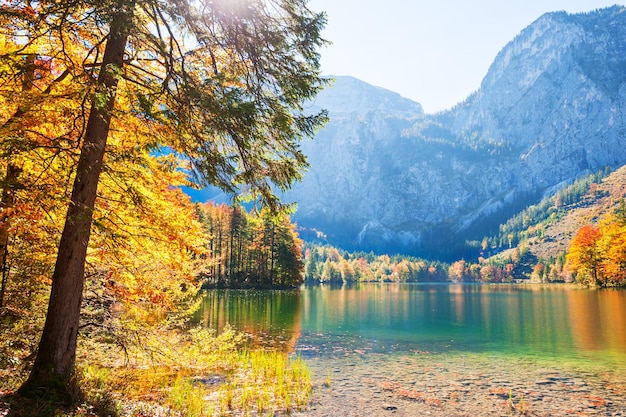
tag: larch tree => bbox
[0,0,328,400]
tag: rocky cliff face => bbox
[285,6,626,259]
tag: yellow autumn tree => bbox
[1,27,206,371]
[567,201,626,287]
[0,30,84,309]
[566,225,603,285]
[596,204,626,286]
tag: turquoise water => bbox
[194,283,626,367]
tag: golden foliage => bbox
[566,205,626,286]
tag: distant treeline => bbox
[194,167,624,288]
[303,243,532,284]
[303,244,448,283]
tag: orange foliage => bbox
[0,31,207,316]
[566,225,603,285]
[567,207,626,286]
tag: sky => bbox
[308,1,626,113]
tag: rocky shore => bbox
[295,350,626,416]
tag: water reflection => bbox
[568,288,626,355]
[193,289,302,351]
[195,284,626,364]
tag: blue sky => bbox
[308,1,626,113]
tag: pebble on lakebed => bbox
[292,350,626,417]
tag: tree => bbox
[448,260,468,283]
[0,53,32,308]
[304,250,319,281]
[321,258,342,283]
[598,218,626,285]
[0,33,83,309]
[17,2,137,399]
[270,214,305,287]
[566,225,603,285]
[596,206,626,285]
[616,199,626,226]
[479,265,501,283]
[2,0,328,400]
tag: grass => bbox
[167,374,207,417]
[323,370,332,388]
[1,316,313,417]
[504,388,530,416]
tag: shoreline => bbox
[294,350,626,416]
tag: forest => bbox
[302,242,529,284]
[477,168,612,253]
[0,0,325,415]
[301,204,625,287]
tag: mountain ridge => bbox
[283,6,626,260]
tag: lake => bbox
[194,283,626,415]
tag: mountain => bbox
[283,6,626,260]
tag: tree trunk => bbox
[0,164,22,308]
[18,3,134,401]
[269,222,276,286]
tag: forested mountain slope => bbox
[524,165,626,262]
